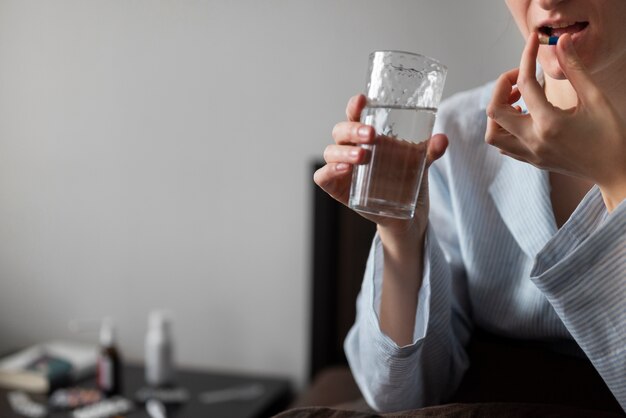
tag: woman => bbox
[314,0,625,413]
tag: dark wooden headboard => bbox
[309,161,377,379]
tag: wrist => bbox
[598,175,626,213]
[377,220,427,259]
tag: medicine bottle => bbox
[145,311,175,387]
[96,317,122,397]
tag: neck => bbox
[543,77,577,109]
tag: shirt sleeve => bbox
[343,156,472,412]
[530,187,626,412]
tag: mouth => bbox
[538,21,589,38]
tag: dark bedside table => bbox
[0,364,293,418]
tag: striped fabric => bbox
[343,81,626,413]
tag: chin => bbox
[538,54,568,81]
[542,65,568,81]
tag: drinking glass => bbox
[349,51,447,219]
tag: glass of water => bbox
[349,51,447,219]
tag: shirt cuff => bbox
[531,186,626,296]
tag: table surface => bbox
[0,364,292,418]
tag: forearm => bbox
[378,223,426,346]
[345,227,470,411]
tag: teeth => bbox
[547,22,575,29]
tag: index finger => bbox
[518,32,552,113]
[346,94,367,122]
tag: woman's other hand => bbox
[486,33,626,211]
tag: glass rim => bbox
[368,50,447,71]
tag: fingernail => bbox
[336,163,349,172]
[358,126,371,138]
[349,149,360,158]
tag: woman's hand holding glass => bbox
[314,94,449,238]
[486,33,626,211]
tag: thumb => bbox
[425,134,448,167]
[555,33,601,104]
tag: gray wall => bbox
[0,1,523,386]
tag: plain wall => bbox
[0,0,523,387]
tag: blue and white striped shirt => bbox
[344,81,626,413]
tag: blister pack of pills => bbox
[49,388,103,410]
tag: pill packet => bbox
[48,387,103,410]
